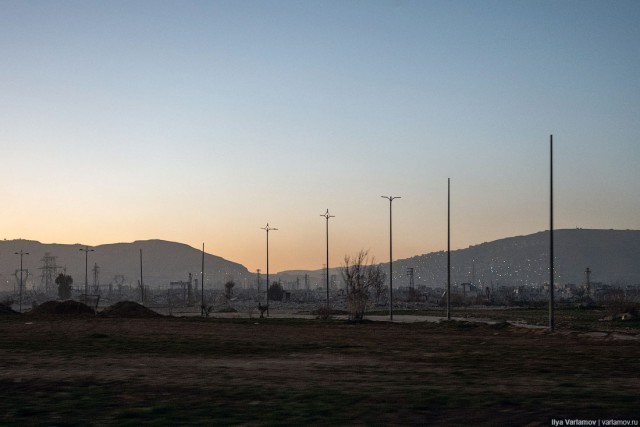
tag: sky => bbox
[1,0,639,273]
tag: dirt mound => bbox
[100,301,162,318]
[0,303,19,316]
[30,300,95,317]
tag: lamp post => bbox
[261,223,277,317]
[321,209,335,311]
[201,243,205,316]
[139,249,144,304]
[14,250,29,313]
[79,247,94,304]
[447,178,451,320]
[549,135,555,332]
[381,196,401,320]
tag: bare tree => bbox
[371,265,388,304]
[342,250,386,321]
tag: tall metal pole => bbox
[201,243,205,316]
[447,178,451,320]
[381,196,400,320]
[15,250,29,313]
[139,249,144,304]
[321,209,335,311]
[549,135,555,332]
[267,229,270,316]
[261,224,278,317]
[79,247,94,304]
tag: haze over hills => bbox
[0,239,251,292]
[2,229,638,294]
[278,229,640,289]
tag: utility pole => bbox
[200,242,206,316]
[79,247,94,305]
[14,250,29,313]
[321,209,335,312]
[139,249,144,304]
[261,223,278,317]
[381,196,401,321]
[92,263,100,294]
[447,178,451,320]
[201,243,205,316]
[549,135,555,332]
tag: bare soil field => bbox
[0,315,638,426]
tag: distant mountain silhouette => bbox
[386,229,640,288]
[278,229,640,288]
[0,239,251,292]
[3,229,638,293]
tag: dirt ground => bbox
[0,315,638,426]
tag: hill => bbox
[0,239,251,292]
[278,229,640,289]
[389,229,640,288]
[3,229,638,293]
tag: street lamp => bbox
[447,178,451,320]
[201,243,205,317]
[321,209,335,312]
[79,247,94,304]
[381,196,401,320]
[14,250,29,313]
[549,135,555,332]
[261,223,278,317]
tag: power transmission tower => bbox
[14,250,29,313]
[38,253,61,295]
[406,267,415,290]
[585,267,592,297]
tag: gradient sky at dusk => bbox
[1,0,639,273]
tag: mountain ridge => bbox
[0,239,251,292]
[277,229,640,288]
[2,229,639,293]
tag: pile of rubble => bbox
[0,302,19,316]
[100,301,162,318]
[29,300,95,318]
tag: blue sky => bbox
[1,0,639,272]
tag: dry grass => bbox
[0,316,638,426]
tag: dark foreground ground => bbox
[0,315,638,426]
